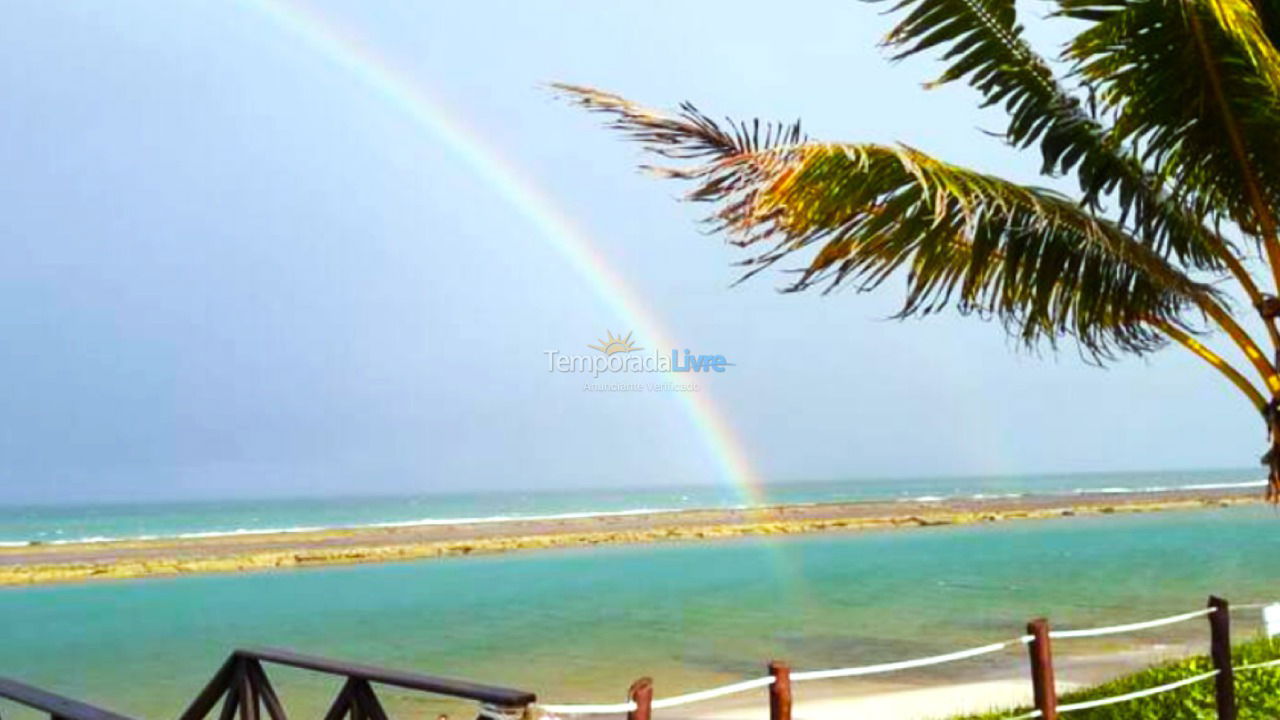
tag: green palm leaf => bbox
[873,0,1227,270]
[555,85,1217,361]
[1063,0,1280,245]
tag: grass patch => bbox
[955,636,1280,719]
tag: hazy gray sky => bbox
[0,0,1264,503]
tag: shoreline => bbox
[0,489,1261,587]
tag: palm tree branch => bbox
[1064,0,1280,300]
[1201,0,1280,95]
[875,0,1232,274]
[555,86,1247,364]
[1187,3,1280,294]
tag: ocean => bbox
[1,469,1278,719]
[0,468,1264,547]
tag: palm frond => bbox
[1204,0,1280,94]
[871,0,1227,271]
[556,86,1219,361]
[1062,0,1280,243]
[1252,0,1280,53]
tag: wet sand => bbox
[0,489,1260,586]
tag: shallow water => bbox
[1,505,1278,718]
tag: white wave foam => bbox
[2,508,684,547]
[173,527,325,540]
[1,479,1264,547]
[1076,479,1264,495]
[362,507,680,529]
[1180,480,1267,491]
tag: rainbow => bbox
[242,0,766,506]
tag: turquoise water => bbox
[0,468,1261,545]
[2,504,1279,718]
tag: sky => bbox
[0,0,1267,504]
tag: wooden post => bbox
[1208,596,1237,720]
[768,661,791,720]
[234,659,258,720]
[321,680,356,720]
[217,691,239,720]
[1026,618,1057,720]
[179,656,237,720]
[626,678,652,720]
[243,661,286,720]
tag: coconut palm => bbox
[556,0,1280,498]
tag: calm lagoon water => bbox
[2,504,1280,718]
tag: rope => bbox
[480,705,530,720]
[537,640,1017,714]
[650,676,775,709]
[1054,670,1219,713]
[1049,607,1214,639]
[537,701,636,715]
[790,640,1018,682]
[1235,657,1280,672]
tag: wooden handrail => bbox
[237,647,536,706]
[0,676,136,720]
[182,649,537,720]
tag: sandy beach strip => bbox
[0,489,1260,586]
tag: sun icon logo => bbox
[588,330,642,355]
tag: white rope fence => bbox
[537,701,641,715]
[789,639,1023,682]
[536,602,1275,718]
[650,677,776,710]
[537,639,1029,715]
[1048,607,1215,639]
[1236,656,1280,672]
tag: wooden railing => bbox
[0,676,137,720]
[178,647,537,720]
